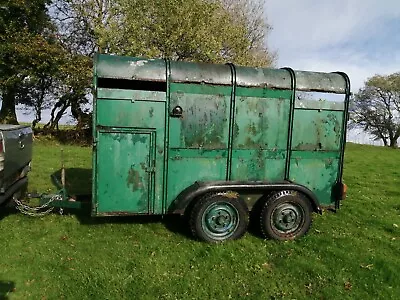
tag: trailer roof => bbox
[95,54,166,82]
[95,54,349,94]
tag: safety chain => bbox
[14,194,62,217]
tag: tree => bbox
[115,0,275,66]
[350,73,400,148]
[44,52,92,130]
[47,0,275,129]
[51,0,120,55]
[0,0,56,124]
[53,0,275,66]
[220,0,275,66]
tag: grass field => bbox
[0,139,399,299]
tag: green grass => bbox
[0,141,399,299]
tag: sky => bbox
[265,0,400,144]
[265,0,400,90]
[15,0,400,143]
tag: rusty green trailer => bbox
[92,53,350,242]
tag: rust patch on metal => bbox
[294,142,319,151]
[223,191,239,199]
[126,167,143,191]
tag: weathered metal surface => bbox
[295,71,346,93]
[95,54,166,82]
[96,130,154,214]
[235,66,292,89]
[94,93,165,215]
[233,95,290,149]
[229,86,291,182]
[291,110,343,151]
[230,150,286,181]
[96,94,166,128]
[170,60,232,85]
[168,83,231,149]
[93,53,350,216]
[166,82,231,205]
[166,149,228,207]
[289,151,340,206]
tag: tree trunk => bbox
[51,106,68,130]
[70,96,90,129]
[381,136,388,147]
[0,89,18,124]
[45,99,68,130]
[32,109,42,129]
[389,138,398,148]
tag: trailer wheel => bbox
[190,192,249,243]
[260,190,312,241]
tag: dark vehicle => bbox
[0,125,32,206]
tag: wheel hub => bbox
[202,202,239,238]
[272,203,304,234]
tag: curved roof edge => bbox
[95,54,349,94]
[95,53,167,82]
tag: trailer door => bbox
[96,129,156,214]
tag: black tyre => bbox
[189,192,249,243]
[260,190,312,241]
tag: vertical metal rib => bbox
[226,63,237,181]
[163,58,171,213]
[281,67,296,181]
[333,71,351,209]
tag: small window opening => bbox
[295,91,345,111]
[97,78,167,92]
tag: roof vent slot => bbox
[97,78,167,92]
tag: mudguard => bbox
[169,180,322,215]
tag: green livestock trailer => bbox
[90,54,350,242]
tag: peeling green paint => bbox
[93,54,350,216]
[126,167,142,192]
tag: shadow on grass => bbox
[59,205,193,240]
[51,168,92,196]
[0,205,18,222]
[47,168,193,240]
[0,281,15,300]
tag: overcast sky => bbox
[265,0,400,91]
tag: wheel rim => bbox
[271,202,304,234]
[201,202,239,240]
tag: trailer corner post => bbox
[281,67,296,181]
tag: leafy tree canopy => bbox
[351,73,400,148]
[0,0,58,123]
[53,0,275,66]
[1,0,275,127]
